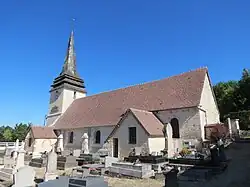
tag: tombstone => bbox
[209,144,220,166]
[56,133,64,153]
[81,133,89,154]
[140,143,149,156]
[163,123,174,158]
[163,167,179,187]
[44,144,58,181]
[134,147,141,156]
[38,176,108,187]
[13,139,19,161]
[227,118,232,138]
[73,149,81,157]
[104,156,119,168]
[15,146,25,171]
[12,166,36,187]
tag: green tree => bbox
[12,123,30,141]
[3,126,14,142]
[213,80,238,121]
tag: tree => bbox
[2,126,14,142]
[213,68,250,129]
[12,123,30,141]
[213,80,238,121]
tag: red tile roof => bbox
[130,108,164,136]
[31,126,57,139]
[107,108,164,139]
[54,68,208,129]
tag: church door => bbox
[113,138,118,158]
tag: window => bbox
[95,130,101,144]
[73,91,76,99]
[68,131,74,143]
[28,138,32,147]
[170,118,180,138]
[128,127,136,144]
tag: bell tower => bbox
[45,31,86,127]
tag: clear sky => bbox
[0,0,250,126]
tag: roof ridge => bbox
[75,67,208,101]
[129,108,151,113]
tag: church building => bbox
[25,31,221,158]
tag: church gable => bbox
[107,108,164,141]
[199,72,220,124]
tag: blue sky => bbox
[0,0,250,126]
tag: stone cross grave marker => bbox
[13,139,19,161]
[44,144,58,182]
[12,166,36,187]
[81,133,89,154]
[15,144,26,171]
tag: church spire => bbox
[60,30,79,77]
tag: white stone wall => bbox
[155,107,201,139]
[63,126,114,153]
[25,130,57,154]
[46,87,86,126]
[155,107,202,152]
[148,137,165,154]
[61,89,86,113]
[110,113,149,159]
[33,138,57,153]
[199,74,220,124]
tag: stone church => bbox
[25,31,221,158]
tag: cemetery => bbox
[0,119,249,187]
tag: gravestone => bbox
[44,145,58,181]
[13,139,19,161]
[109,162,154,178]
[12,166,35,187]
[15,144,25,170]
[166,123,174,158]
[73,149,81,157]
[38,176,108,187]
[163,167,179,187]
[81,133,89,154]
[104,156,119,168]
[56,133,64,153]
[57,155,78,170]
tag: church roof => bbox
[54,67,208,130]
[107,108,164,140]
[31,126,57,139]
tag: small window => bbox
[95,130,101,144]
[68,132,74,143]
[28,138,32,147]
[73,91,76,99]
[128,127,136,144]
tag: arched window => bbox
[68,131,74,143]
[170,118,180,138]
[28,138,32,147]
[95,130,101,144]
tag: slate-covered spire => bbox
[50,30,86,94]
[60,31,78,77]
